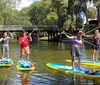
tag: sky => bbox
[17,0,40,10]
[17,0,94,10]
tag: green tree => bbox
[87,7,97,20]
[67,0,87,26]
[0,0,24,25]
[67,0,100,23]
[46,12,58,24]
[29,0,68,26]
[29,1,51,25]
[0,16,4,24]
[89,0,100,21]
[0,0,19,24]
[51,0,68,28]
[18,8,32,25]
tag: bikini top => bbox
[73,39,82,46]
[93,34,100,44]
[2,38,9,44]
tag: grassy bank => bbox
[39,36,48,41]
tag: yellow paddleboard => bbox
[66,60,100,67]
[46,63,100,79]
[16,60,35,71]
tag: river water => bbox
[0,41,100,85]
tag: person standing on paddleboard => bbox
[84,30,100,62]
[18,30,32,63]
[0,31,13,58]
[62,31,84,71]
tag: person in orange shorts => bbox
[18,30,32,63]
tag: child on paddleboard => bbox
[18,30,32,63]
[0,31,13,59]
[84,30,100,62]
[62,31,84,71]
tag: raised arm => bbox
[61,31,75,39]
[7,32,13,39]
[65,34,75,39]
[84,34,93,38]
[0,38,3,42]
[29,33,32,41]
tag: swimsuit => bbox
[71,38,82,57]
[2,39,9,51]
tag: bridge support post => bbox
[31,31,39,42]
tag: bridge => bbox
[0,25,59,31]
[0,25,62,42]
[0,25,79,42]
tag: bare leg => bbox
[26,54,30,63]
[2,51,5,59]
[72,56,75,70]
[92,49,96,62]
[95,50,99,62]
[20,54,23,62]
[92,54,95,62]
[6,51,9,58]
[26,46,30,63]
[78,57,82,69]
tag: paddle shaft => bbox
[85,26,100,34]
[20,29,34,45]
[63,31,98,47]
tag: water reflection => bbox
[0,67,12,85]
[20,72,31,85]
[0,41,99,85]
[47,42,68,50]
[30,41,100,85]
[0,67,11,71]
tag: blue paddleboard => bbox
[66,60,100,67]
[0,58,13,67]
[16,60,35,71]
[46,63,100,78]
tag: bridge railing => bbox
[0,25,58,31]
[0,25,23,31]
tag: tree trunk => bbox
[97,2,100,21]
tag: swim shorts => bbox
[20,46,30,54]
[71,46,82,57]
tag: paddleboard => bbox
[16,60,35,71]
[66,60,100,67]
[0,58,13,67]
[46,63,100,78]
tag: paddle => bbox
[85,26,100,34]
[15,29,34,50]
[61,31,98,47]
[62,25,100,46]
[19,30,34,45]
[61,31,95,61]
